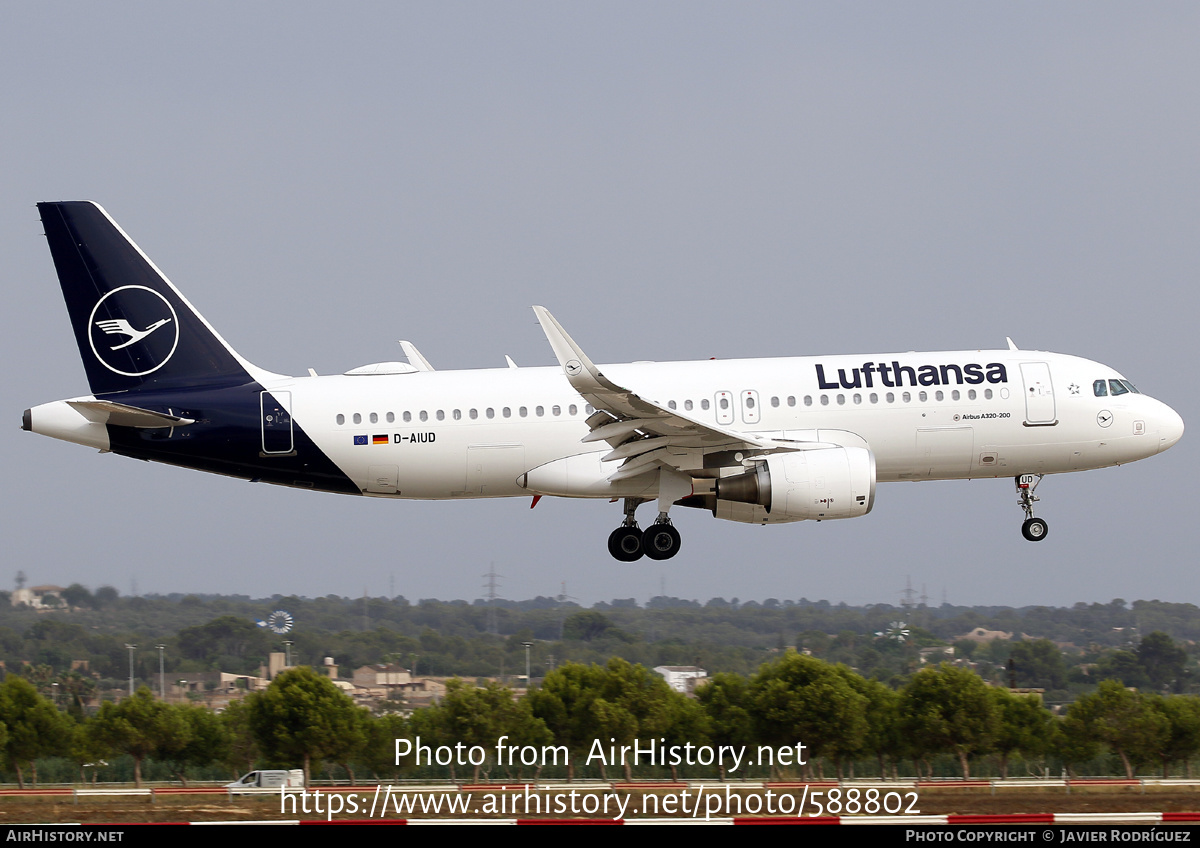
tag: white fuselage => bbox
[272,349,1182,500]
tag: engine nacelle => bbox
[712,447,876,524]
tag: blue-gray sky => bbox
[4,3,1197,607]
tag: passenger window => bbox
[536,406,544,417]
[470,409,478,420]
[869,393,878,404]
[552,405,560,416]
[353,413,362,424]
[789,396,798,407]
[519,407,528,417]
[902,392,912,403]
[803,396,812,406]
[453,409,461,420]
[503,407,512,418]
[967,389,976,401]
[336,414,345,425]
[919,391,928,402]
[668,401,677,410]
[569,404,578,415]
[1094,380,1108,397]
[386,412,395,423]
[585,404,594,414]
[951,390,960,401]
[684,400,693,411]
[820,395,829,406]
[746,397,756,409]
[935,391,944,401]
[701,399,710,410]
[403,411,412,423]
[771,396,779,408]
[369,412,378,424]
[420,411,429,422]
[719,397,730,410]
[886,392,894,403]
[486,408,495,419]
[853,393,862,404]
[984,389,993,400]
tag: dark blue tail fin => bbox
[38,201,255,396]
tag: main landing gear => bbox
[607,498,682,561]
[1015,474,1049,542]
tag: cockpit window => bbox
[1094,380,1107,397]
[1108,379,1129,396]
[1121,380,1140,394]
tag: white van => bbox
[226,769,305,792]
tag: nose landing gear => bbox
[1016,474,1049,542]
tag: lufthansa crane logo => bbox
[88,286,180,377]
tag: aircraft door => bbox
[740,390,761,425]
[715,391,734,425]
[261,391,294,455]
[1019,362,1057,425]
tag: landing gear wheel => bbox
[608,526,644,561]
[1021,517,1049,542]
[642,523,682,560]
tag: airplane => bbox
[23,202,1185,562]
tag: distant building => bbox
[919,646,955,664]
[11,585,67,609]
[957,627,1015,642]
[654,665,708,694]
[353,664,412,688]
[173,671,270,697]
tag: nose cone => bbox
[1158,403,1185,453]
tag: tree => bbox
[696,674,755,780]
[900,665,997,779]
[155,704,229,785]
[562,611,619,641]
[430,679,550,781]
[528,659,678,781]
[836,669,902,779]
[357,712,409,781]
[248,667,367,785]
[178,616,270,669]
[220,697,260,778]
[1007,639,1068,690]
[1064,680,1168,779]
[748,652,867,778]
[1151,695,1200,778]
[1137,632,1188,692]
[988,688,1056,779]
[89,687,186,787]
[527,663,610,782]
[0,677,72,787]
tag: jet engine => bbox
[709,447,876,525]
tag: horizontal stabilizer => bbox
[66,400,194,428]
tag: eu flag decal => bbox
[353,435,368,446]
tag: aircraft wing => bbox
[533,306,835,482]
